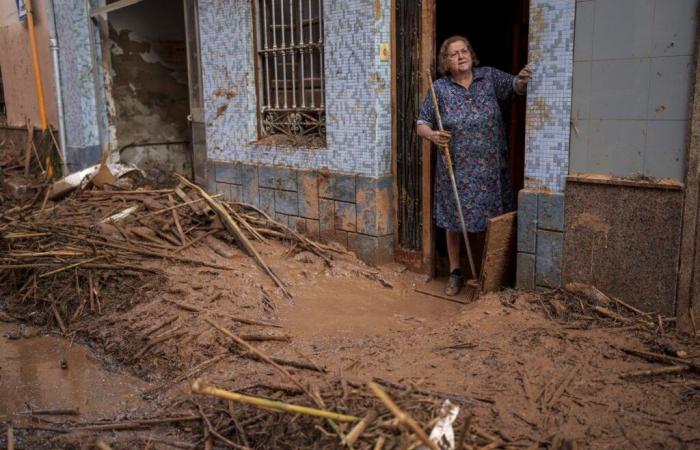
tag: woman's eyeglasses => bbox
[448,49,471,59]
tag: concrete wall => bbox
[570,0,699,180]
[562,177,684,315]
[0,0,58,127]
[197,0,392,177]
[107,0,191,175]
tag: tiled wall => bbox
[516,189,565,290]
[517,0,575,289]
[569,0,698,180]
[197,0,392,177]
[524,0,575,192]
[54,0,102,170]
[206,160,394,265]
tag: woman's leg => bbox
[446,230,462,272]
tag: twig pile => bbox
[0,170,341,333]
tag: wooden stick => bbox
[546,359,586,407]
[143,316,178,336]
[171,229,218,255]
[138,194,221,221]
[132,331,186,360]
[239,352,325,373]
[342,410,377,446]
[619,347,700,373]
[18,408,79,416]
[81,189,176,195]
[141,353,229,397]
[593,306,630,322]
[164,299,281,328]
[168,194,187,245]
[176,175,291,298]
[191,380,359,422]
[38,255,104,278]
[368,382,440,450]
[95,441,113,450]
[414,287,470,305]
[51,303,67,334]
[372,436,386,450]
[620,365,689,379]
[71,415,201,431]
[7,425,14,450]
[205,318,308,394]
[79,236,233,270]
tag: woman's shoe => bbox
[444,272,464,296]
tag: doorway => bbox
[393,0,528,277]
[89,0,205,181]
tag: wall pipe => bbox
[44,0,69,175]
[24,0,48,130]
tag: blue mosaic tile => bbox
[525,0,575,192]
[197,0,392,177]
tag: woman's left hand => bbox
[515,64,534,94]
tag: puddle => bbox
[0,323,149,419]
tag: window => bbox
[256,0,325,146]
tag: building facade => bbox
[1,0,699,329]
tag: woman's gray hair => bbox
[438,35,479,76]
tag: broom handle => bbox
[427,72,477,280]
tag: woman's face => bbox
[446,40,473,75]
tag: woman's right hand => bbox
[430,130,452,147]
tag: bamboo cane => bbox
[368,382,440,450]
[426,71,477,281]
[191,380,359,422]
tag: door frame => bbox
[391,0,436,275]
[183,0,207,184]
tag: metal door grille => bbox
[256,0,325,139]
[396,0,422,251]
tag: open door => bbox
[184,0,207,184]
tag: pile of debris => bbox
[0,155,352,333]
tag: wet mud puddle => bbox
[0,323,149,419]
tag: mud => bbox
[1,188,699,448]
[0,323,148,419]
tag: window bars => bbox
[257,0,325,141]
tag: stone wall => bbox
[207,159,393,265]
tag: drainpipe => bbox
[44,0,69,175]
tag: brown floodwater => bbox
[0,323,148,420]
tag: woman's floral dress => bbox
[417,66,516,233]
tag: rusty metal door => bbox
[394,0,423,267]
[184,0,207,184]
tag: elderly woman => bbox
[417,35,532,296]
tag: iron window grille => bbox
[255,0,325,145]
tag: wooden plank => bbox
[420,0,436,275]
[479,212,517,293]
[677,21,700,333]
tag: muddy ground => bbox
[0,159,698,449]
[1,232,699,449]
